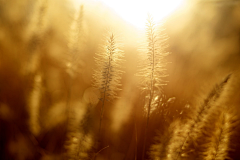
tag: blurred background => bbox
[0,0,240,159]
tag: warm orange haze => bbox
[0,0,240,160]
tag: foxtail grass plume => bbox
[67,5,85,77]
[26,0,48,136]
[64,5,87,160]
[173,74,231,160]
[138,15,169,98]
[92,31,124,133]
[149,120,183,160]
[201,107,239,160]
[24,0,48,75]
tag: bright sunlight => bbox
[72,0,184,29]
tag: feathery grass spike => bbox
[67,5,85,77]
[149,120,183,160]
[27,0,48,136]
[24,0,48,75]
[93,32,124,133]
[174,74,231,160]
[138,15,169,160]
[64,6,86,160]
[201,109,238,160]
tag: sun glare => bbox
[100,0,184,29]
[72,0,184,29]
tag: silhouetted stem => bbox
[99,93,106,134]
[91,145,109,160]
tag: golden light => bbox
[72,0,184,29]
